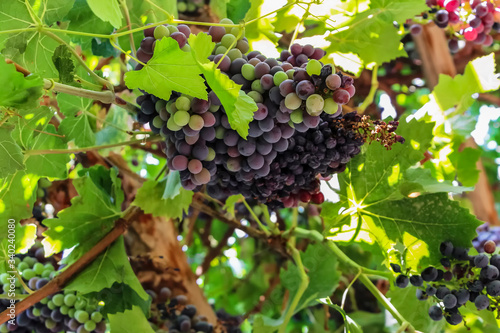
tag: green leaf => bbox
[66,237,150,315]
[226,0,251,22]
[163,171,182,199]
[281,243,339,312]
[89,282,151,317]
[399,168,473,196]
[59,113,95,148]
[42,166,123,257]
[252,315,283,333]
[108,305,155,333]
[210,0,227,20]
[133,179,193,219]
[0,2,32,46]
[95,106,131,154]
[124,38,208,101]
[243,0,278,43]
[0,55,43,109]
[86,0,123,28]
[451,146,481,187]
[57,94,92,117]
[359,193,482,268]
[24,125,69,178]
[386,286,444,332]
[433,53,500,112]
[12,107,53,150]
[42,0,75,25]
[0,128,25,178]
[320,201,350,230]
[369,0,429,23]
[52,45,76,84]
[318,299,363,333]
[223,194,244,219]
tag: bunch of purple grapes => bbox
[0,244,106,333]
[134,20,365,207]
[393,240,500,326]
[410,0,500,52]
[147,287,213,333]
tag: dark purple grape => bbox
[487,280,500,296]
[443,294,457,309]
[421,267,438,281]
[436,286,450,299]
[390,263,401,273]
[395,275,409,288]
[475,294,489,310]
[409,275,423,287]
[428,305,443,321]
[474,253,489,268]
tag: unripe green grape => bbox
[220,18,234,33]
[167,25,178,34]
[230,26,244,39]
[251,80,265,94]
[206,147,216,161]
[33,262,44,275]
[209,104,219,112]
[85,320,97,331]
[17,262,29,271]
[215,127,225,139]
[45,318,56,329]
[188,114,204,131]
[154,25,170,40]
[187,3,196,11]
[175,96,190,111]
[22,269,36,280]
[177,2,187,12]
[68,308,76,318]
[47,300,56,310]
[221,34,237,49]
[44,263,55,271]
[75,310,89,323]
[215,45,228,55]
[64,294,77,307]
[52,293,65,307]
[40,297,49,305]
[37,188,44,197]
[41,270,51,278]
[227,48,242,62]
[306,94,324,116]
[323,98,339,114]
[167,117,182,131]
[290,110,303,123]
[75,299,87,311]
[286,69,295,79]
[0,274,8,285]
[241,64,256,81]
[155,99,167,112]
[14,279,20,288]
[273,71,288,87]
[152,116,164,129]
[0,324,8,333]
[91,312,103,323]
[182,44,191,52]
[173,110,190,127]
[284,93,302,110]
[248,91,263,103]
[236,39,249,54]
[60,305,69,315]
[32,308,42,317]
[85,304,96,313]
[306,59,322,76]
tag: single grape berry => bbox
[428,305,443,321]
[409,275,423,287]
[455,288,470,305]
[421,267,438,281]
[474,253,489,268]
[486,280,500,296]
[440,241,454,257]
[452,247,469,261]
[480,265,499,281]
[395,274,409,288]
[475,294,490,310]
[415,289,428,301]
[436,286,451,299]
[469,280,484,293]
[426,285,437,296]
[490,254,500,268]
[445,312,463,325]
[390,263,401,273]
[443,294,457,309]
[484,240,496,254]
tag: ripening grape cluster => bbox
[147,287,214,332]
[177,0,205,15]
[134,20,375,207]
[473,223,500,252]
[0,244,106,333]
[393,240,500,326]
[411,0,500,51]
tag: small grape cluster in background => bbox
[177,0,205,16]
[408,0,500,51]
[393,240,500,325]
[0,244,106,333]
[473,223,500,252]
[134,20,403,208]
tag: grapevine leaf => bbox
[59,113,95,147]
[163,171,181,200]
[86,0,123,28]
[359,193,482,268]
[57,94,92,117]
[108,305,155,333]
[91,38,116,57]
[226,0,251,22]
[42,0,75,25]
[0,223,37,273]
[280,243,339,312]
[89,282,151,317]
[338,117,435,205]
[0,1,32,46]
[452,147,481,187]
[12,107,53,150]
[368,0,429,24]
[52,45,76,85]
[66,236,150,315]
[386,286,445,332]
[95,106,131,155]
[224,194,244,219]
[124,38,207,101]
[399,168,473,196]
[433,53,500,112]
[0,128,25,178]
[319,300,363,333]
[320,201,350,230]
[42,166,123,257]
[189,33,257,138]
[0,55,43,109]
[24,125,69,178]
[0,171,38,239]
[64,0,114,49]
[210,0,227,20]
[253,315,283,333]
[272,4,300,33]
[244,0,278,43]
[133,179,193,219]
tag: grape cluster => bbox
[411,0,500,51]
[177,0,205,15]
[0,244,106,333]
[393,240,500,326]
[473,223,500,253]
[134,20,401,207]
[148,287,213,333]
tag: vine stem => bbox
[23,136,163,156]
[278,246,309,333]
[242,198,271,236]
[357,64,379,113]
[119,0,137,56]
[0,206,142,324]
